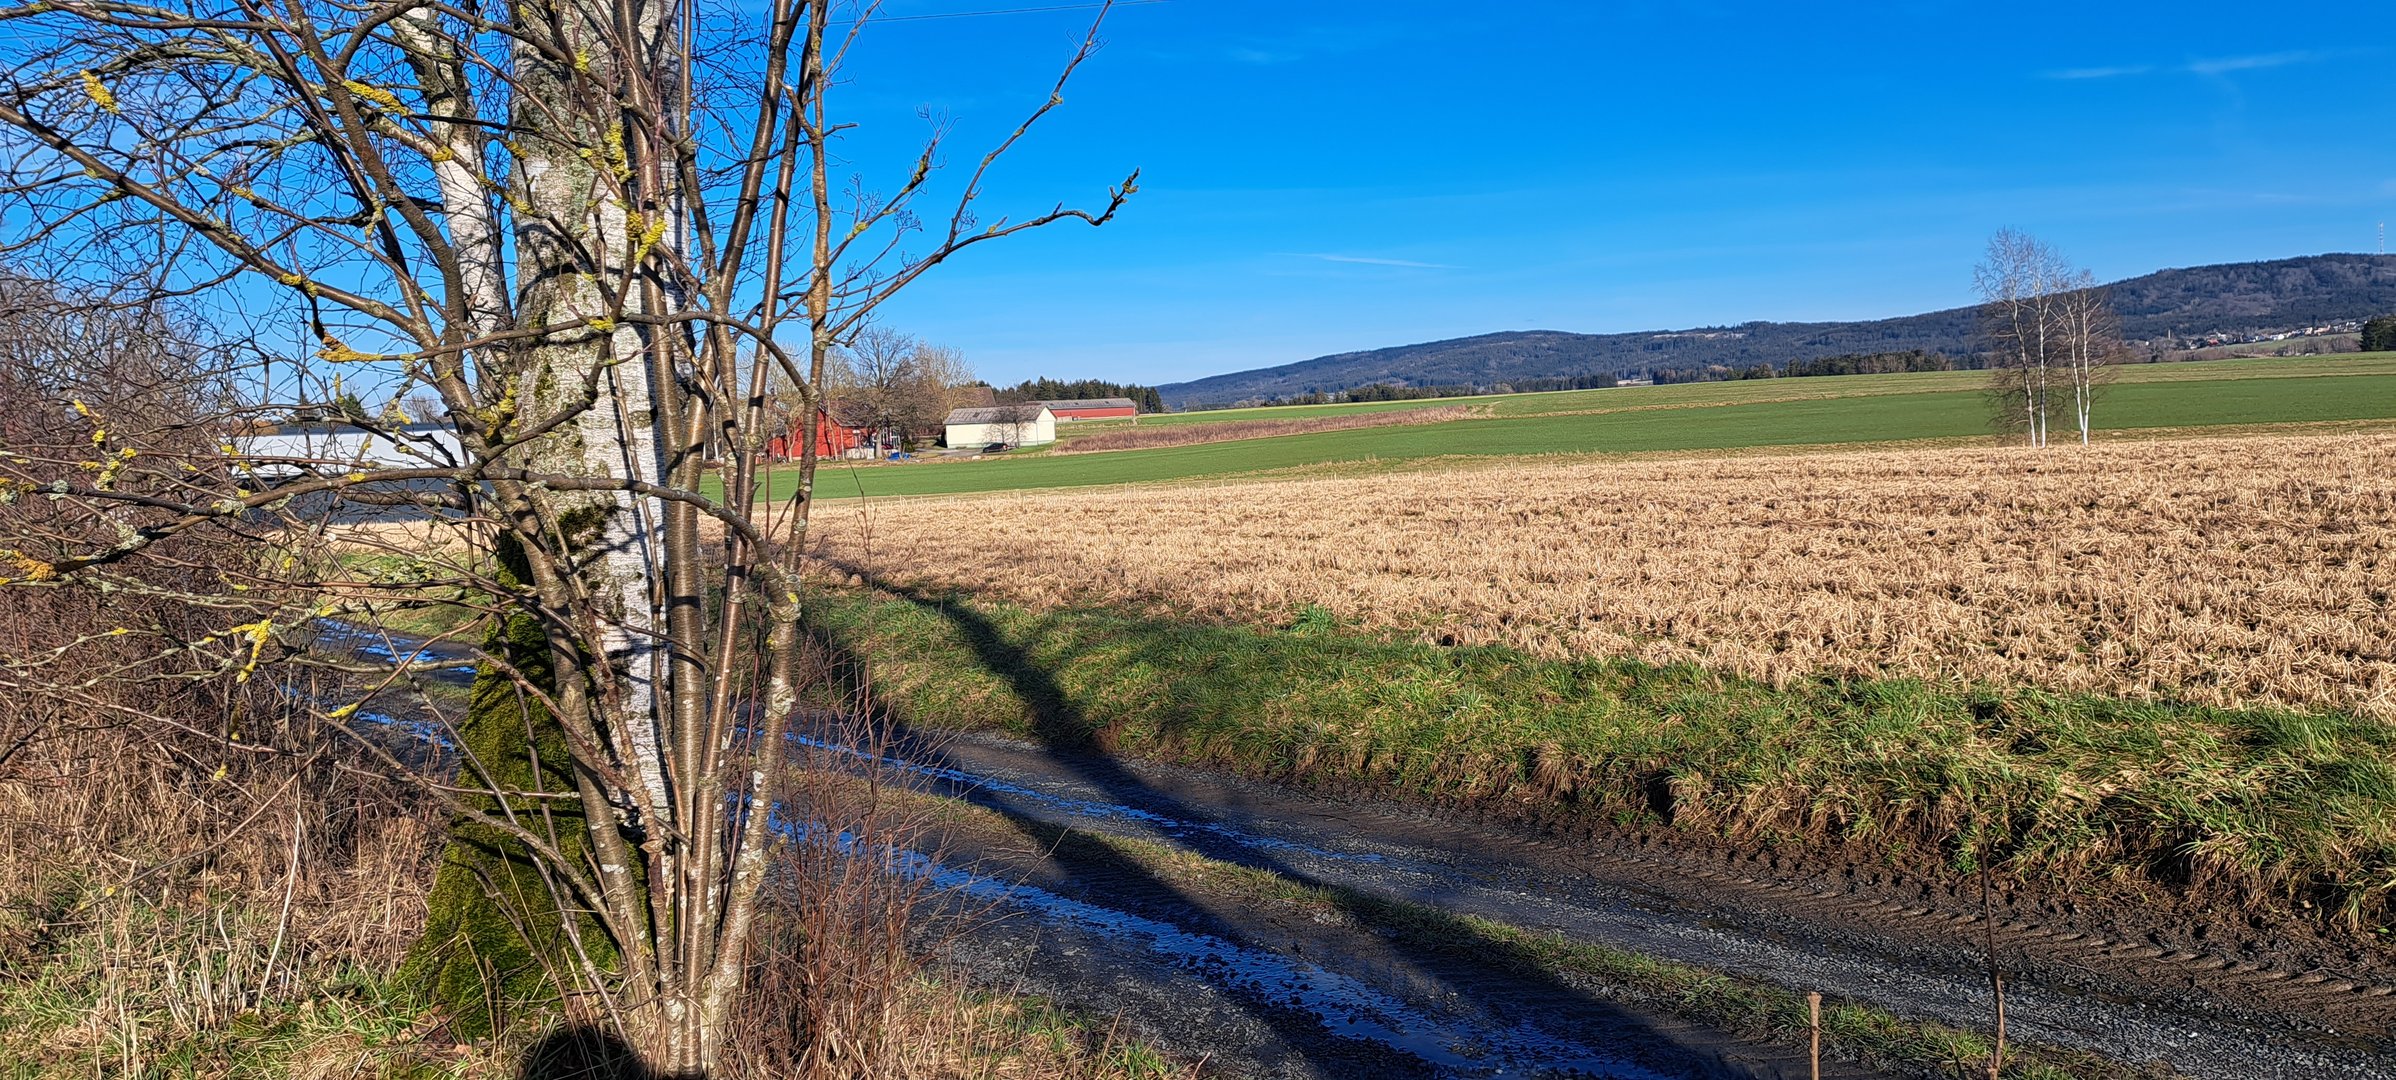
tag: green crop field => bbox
[769,354,2396,501]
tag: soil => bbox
[888,731,2396,1080]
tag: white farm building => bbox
[236,421,466,479]
[943,404,1055,448]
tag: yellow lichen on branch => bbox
[316,340,384,363]
[340,79,404,112]
[78,70,116,114]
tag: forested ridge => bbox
[1160,253,2396,407]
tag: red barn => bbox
[765,407,872,461]
[1038,397,1139,421]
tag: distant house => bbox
[767,403,878,461]
[1037,397,1139,422]
[237,420,465,479]
[943,404,1055,448]
[232,420,469,523]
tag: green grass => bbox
[808,585,2396,929]
[781,354,2396,500]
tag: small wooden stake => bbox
[1807,991,1822,1080]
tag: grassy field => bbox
[786,354,2396,500]
[814,430,2396,721]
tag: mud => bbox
[887,732,2396,1080]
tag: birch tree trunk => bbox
[0,0,1133,1069]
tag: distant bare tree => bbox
[2053,276,2122,444]
[1977,230,2101,448]
[831,326,976,448]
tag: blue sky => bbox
[827,1,2396,386]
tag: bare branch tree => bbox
[1976,231,2118,448]
[1976,229,2069,449]
[0,0,1134,1068]
[2054,275,2122,445]
[830,325,975,450]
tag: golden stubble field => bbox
[810,431,2396,718]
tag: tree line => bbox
[1201,372,1620,410]
[2363,314,2396,352]
[993,376,1165,412]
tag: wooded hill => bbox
[1157,254,2396,407]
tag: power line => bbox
[861,0,1166,23]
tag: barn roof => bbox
[944,404,1052,425]
[1036,397,1137,411]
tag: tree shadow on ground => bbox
[802,569,1834,1080]
[516,1026,674,1080]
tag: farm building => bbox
[944,404,1055,448]
[232,420,470,523]
[766,404,879,461]
[1037,397,1139,421]
[237,420,465,479]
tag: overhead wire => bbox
[855,0,1167,24]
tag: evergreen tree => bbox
[2363,315,2396,353]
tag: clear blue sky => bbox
[831,0,2396,387]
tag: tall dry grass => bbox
[1055,404,1478,453]
[811,430,2396,718]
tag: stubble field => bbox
[812,430,2396,719]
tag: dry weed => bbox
[1057,404,1478,454]
[812,431,2396,717]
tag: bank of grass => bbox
[0,760,1192,1080]
[808,586,2396,929]
[783,354,2396,499]
[0,880,1186,1080]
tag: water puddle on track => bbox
[788,732,1403,871]
[778,811,1672,1080]
[309,619,478,678]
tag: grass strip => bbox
[778,356,2396,499]
[807,586,2396,930]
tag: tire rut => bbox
[899,731,2396,1080]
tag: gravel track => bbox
[899,732,2396,1080]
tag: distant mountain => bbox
[1157,254,2396,408]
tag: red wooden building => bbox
[766,408,873,461]
[1038,397,1139,421]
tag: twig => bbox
[1807,990,1821,1080]
[1982,860,2007,1079]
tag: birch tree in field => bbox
[2053,273,2122,444]
[1976,230,2118,447]
[1976,229,2068,448]
[0,0,1132,1069]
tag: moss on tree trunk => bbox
[398,536,630,1037]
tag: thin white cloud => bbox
[2185,50,2320,75]
[2043,50,2333,80]
[2045,64,2153,80]
[1306,253,1459,269]
[1227,46,1299,65]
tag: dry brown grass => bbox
[811,430,2396,718]
[1055,404,1478,453]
